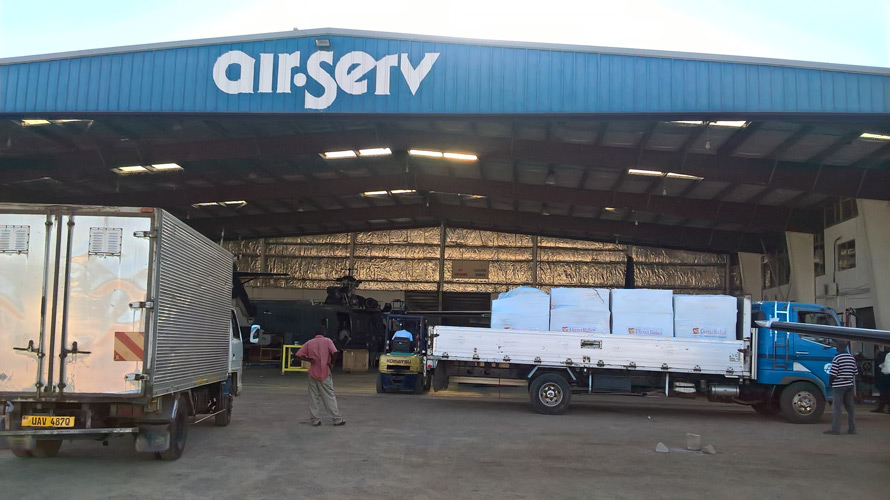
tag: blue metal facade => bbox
[2,32,889,115]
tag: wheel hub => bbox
[792,391,815,415]
[539,383,563,407]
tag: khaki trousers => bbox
[307,375,344,424]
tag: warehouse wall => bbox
[226,227,729,298]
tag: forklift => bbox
[376,310,430,394]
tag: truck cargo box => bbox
[673,295,738,339]
[490,287,550,331]
[0,204,233,401]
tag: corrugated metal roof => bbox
[1,28,888,115]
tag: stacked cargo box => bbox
[490,286,550,330]
[673,295,737,339]
[610,289,674,337]
[548,287,611,333]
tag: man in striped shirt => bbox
[825,341,859,435]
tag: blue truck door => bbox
[790,307,840,390]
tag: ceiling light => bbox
[358,148,392,156]
[192,200,247,208]
[362,190,389,196]
[443,152,477,161]
[544,168,557,185]
[669,121,704,126]
[459,194,487,199]
[603,207,619,212]
[666,172,703,180]
[21,119,51,126]
[389,189,417,195]
[409,149,443,157]
[315,38,331,49]
[710,121,748,128]
[322,150,357,159]
[627,168,664,177]
[859,132,890,142]
[113,165,149,175]
[150,163,183,171]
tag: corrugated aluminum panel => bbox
[2,33,887,114]
[430,326,748,376]
[151,210,232,396]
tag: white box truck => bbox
[0,203,257,459]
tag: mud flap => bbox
[432,368,449,392]
[135,424,171,453]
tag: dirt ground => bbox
[2,365,888,500]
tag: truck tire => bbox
[779,381,825,424]
[214,393,233,427]
[31,439,62,458]
[156,395,189,460]
[529,373,572,415]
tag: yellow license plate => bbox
[22,415,75,428]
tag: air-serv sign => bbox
[212,50,440,110]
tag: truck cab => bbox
[751,301,841,422]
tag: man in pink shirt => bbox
[295,330,346,426]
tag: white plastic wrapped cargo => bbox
[610,288,673,313]
[673,295,738,339]
[549,309,611,333]
[611,312,674,337]
[491,286,550,331]
[549,288,611,333]
[549,288,610,312]
[611,289,674,336]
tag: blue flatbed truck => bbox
[427,299,890,423]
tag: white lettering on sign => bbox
[212,50,440,110]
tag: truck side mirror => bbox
[249,325,262,344]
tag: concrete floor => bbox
[2,366,888,500]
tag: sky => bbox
[0,0,888,68]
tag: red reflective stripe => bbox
[116,332,144,360]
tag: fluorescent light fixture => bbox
[460,194,487,199]
[21,119,51,126]
[710,121,748,128]
[666,172,704,180]
[670,120,704,126]
[113,165,149,174]
[150,163,183,171]
[627,168,664,177]
[192,200,247,208]
[358,148,392,156]
[443,152,478,161]
[859,132,890,142]
[322,150,357,159]
[362,189,417,196]
[603,207,619,212]
[409,149,443,158]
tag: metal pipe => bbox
[57,216,76,394]
[35,215,54,394]
[45,213,64,394]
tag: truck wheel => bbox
[376,373,385,393]
[214,393,233,427]
[529,373,572,415]
[779,382,825,424]
[31,439,62,458]
[156,395,189,460]
[9,440,33,458]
